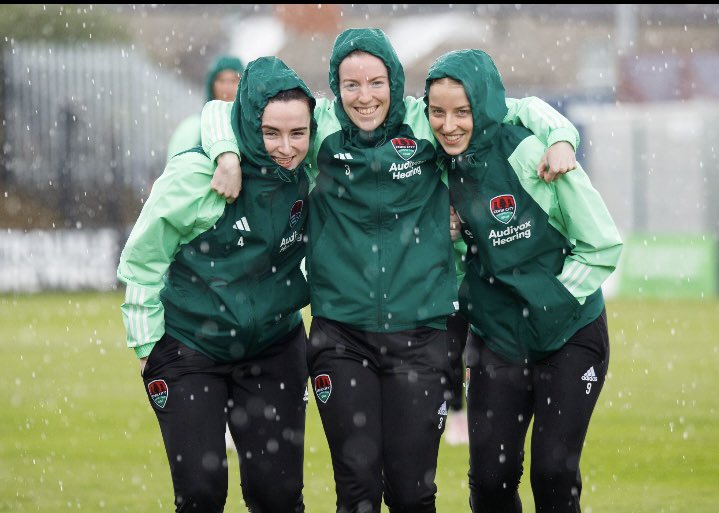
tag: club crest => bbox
[289,200,304,228]
[148,379,169,408]
[391,138,417,161]
[314,374,332,404]
[490,194,516,224]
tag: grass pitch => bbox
[1,292,717,512]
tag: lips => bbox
[272,156,294,167]
[442,133,464,144]
[355,106,379,116]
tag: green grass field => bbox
[1,293,717,512]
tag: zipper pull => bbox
[451,157,456,170]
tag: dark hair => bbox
[268,88,313,114]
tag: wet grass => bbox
[0,293,717,512]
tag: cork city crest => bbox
[148,379,169,408]
[490,194,516,224]
[314,374,332,404]
[391,138,417,160]
[289,200,304,228]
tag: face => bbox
[428,78,473,156]
[338,52,390,131]
[212,69,241,101]
[261,99,312,170]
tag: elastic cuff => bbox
[547,127,579,152]
[133,342,156,359]
[209,140,241,164]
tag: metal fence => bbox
[2,42,200,198]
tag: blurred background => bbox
[1,5,718,513]
[0,4,718,298]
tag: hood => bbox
[424,49,508,159]
[328,28,406,145]
[230,56,316,180]
[205,55,245,102]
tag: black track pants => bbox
[141,325,308,513]
[466,310,609,513]
[307,317,452,513]
[446,312,469,411]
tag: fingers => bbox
[449,205,461,241]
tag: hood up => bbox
[230,56,316,181]
[328,28,406,145]
[424,49,508,160]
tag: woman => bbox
[117,56,315,513]
[166,54,244,161]
[199,29,581,513]
[424,49,623,513]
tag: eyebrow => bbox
[342,74,387,83]
[261,124,308,131]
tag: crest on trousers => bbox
[289,200,304,228]
[148,379,169,408]
[490,194,516,224]
[391,138,417,160]
[314,374,332,403]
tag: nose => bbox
[357,84,372,103]
[443,113,457,133]
[278,134,292,154]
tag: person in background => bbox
[118,56,315,513]
[425,49,623,513]
[197,28,580,513]
[166,54,244,161]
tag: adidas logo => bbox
[334,152,353,160]
[581,366,598,382]
[437,401,448,416]
[233,217,251,232]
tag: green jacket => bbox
[425,50,622,363]
[118,57,314,362]
[200,30,581,332]
[166,55,245,161]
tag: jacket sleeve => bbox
[200,100,239,162]
[504,97,580,151]
[117,155,223,358]
[509,135,622,303]
[552,166,623,302]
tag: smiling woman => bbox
[261,89,313,170]
[116,56,316,513]
[338,50,390,131]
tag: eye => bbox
[429,108,444,117]
[458,109,471,116]
[370,80,386,88]
[262,130,278,138]
[343,82,359,92]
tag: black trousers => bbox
[142,325,308,513]
[307,317,452,513]
[466,310,609,513]
[446,312,469,411]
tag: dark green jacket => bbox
[119,57,314,362]
[308,28,457,331]
[425,50,622,363]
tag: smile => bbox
[355,106,379,116]
[443,134,464,143]
[273,156,294,166]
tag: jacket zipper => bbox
[374,147,384,329]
